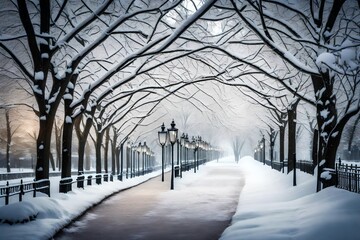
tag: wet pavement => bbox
[54,164,245,240]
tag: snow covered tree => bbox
[0,0,217,181]
[204,0,360,188]
[0,108,18,172]
[232,136,244,163]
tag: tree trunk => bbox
[85,141,91,170]
[54,121,62,171]
[95,130,104,174]
[104,127,110,173]
[77,138,86,174]
[74,108,95,173]
[269,127,276,165]
[74,117,85,175]
[312,129,319,168]
[347,114,360,152]
[5,110,11,173]
[287,100,299,174]
[111,128,117,176]
[49,152,56,171]
[61,117,73,179]
[119,144,123,180]
[279,126,285,164]
[311,73,338,188]
[35,112,56,180]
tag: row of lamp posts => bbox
[125,141,155,179]
[158,120,218,190]
[158,121,178,190]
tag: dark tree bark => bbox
[54,120,62,171]
[287,99,300,174]
[95,130,105,174]
[111,127,117,176]
[279,112,287,165]
[74,117,85,175]
[268,126,278,167]
[5,110,11,173]
[103,127,110,173]
[312,129,319,168]
[311,73,337,188]
[49,152,56,171]
[61,117,73,179]
[85,141,91,171]
[61,76,77,179]
[232,136,243,163]
[311,72,358,188]
[74,109,94,174]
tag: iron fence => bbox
[336,163,360,193]
[0,179,50,205]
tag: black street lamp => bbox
[192,136,198,173]
[158,123,167,182]
[198,136,202,169]
[185,136,190,171]
[168,120,178,190]
[137,142,141,176]
[142,142,147,175]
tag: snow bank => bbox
[220,156,360,240]
[0,172,162,240]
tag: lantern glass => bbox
[158,123,167,146]
[168,120,178,144]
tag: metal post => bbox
[194,149,197,173]
[120,143,123,181]
[171,144,174,190]
[162,145,165,182]
[142,151,145,176]
[180,143,183,178]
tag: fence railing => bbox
[336,163,360,193]
[1,159,210,205]
[297,160,315,175]
[257,158,360,194]
[262,159,315,175]
[0,170,97,181]
[0,179,50,205]
[180,158,207,172]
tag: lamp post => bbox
[142,142,147,175]
[158,123,167,182]
[198,137,202,169]
[137,142,141,176]
[168,120,178,190]
[186,136,190,171]
[192,136,198,173]
[130,143,134,178]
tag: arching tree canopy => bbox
[0,0,359,189]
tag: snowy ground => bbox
[220,156,360,240]
[0,156,359,240]
[0,171,166,239]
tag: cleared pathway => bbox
[55,162,245,240]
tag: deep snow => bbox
[220,156,360,240]
[0,156,359,240]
